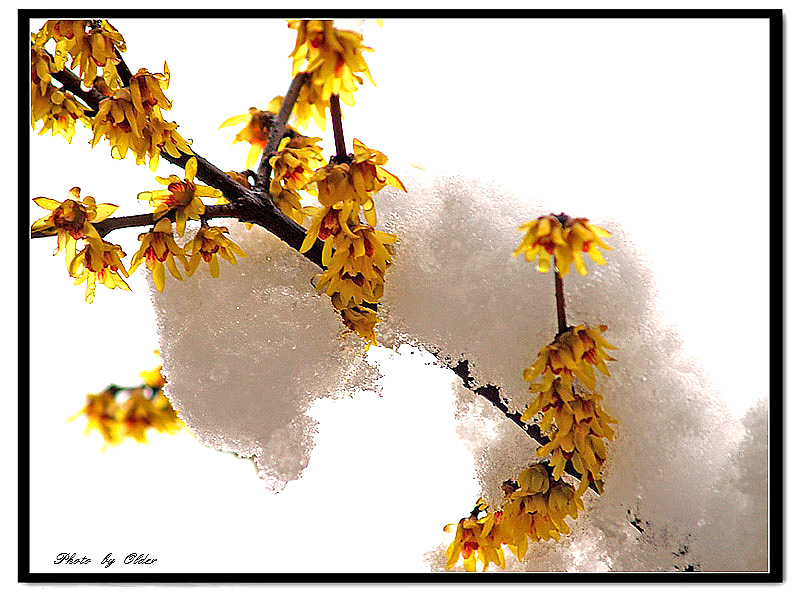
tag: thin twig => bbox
[554,271,568,335]
[329,94,349,162]
[256,72,309,188]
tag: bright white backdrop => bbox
[26,16,773,576]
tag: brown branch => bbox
[451,359,599,494]
[31,203,239,240]
[329,94,349,162]
[256,72,309,188]
[554,271,568,335]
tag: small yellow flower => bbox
[91,87,192,171]
[69,239,131,303]
[128,62,172,116]
[129,218,188,292]
[514,213,611,276]
[78,389,126,448]
[33,20,91,71]
[341,305,380,345]
[288,20,375,128]
[31,187,118,271]
[31,85,90,143]
[137,157,221,236]
[268,135,324,224]
[313,222,396,310]
[184,225,247,278]
[444,501,505,572]
[523,324,616,392]
[220,98,296,169]
[66,20,126,89]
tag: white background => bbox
[9,4,797,600]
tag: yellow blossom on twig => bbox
[523,324,616,392]
[288,20,375,129]
[69,239,130,303]
[31,187,118,271]
[513,213,611,276]
[184,225,247,278]
[137,157,221,236]
[128,218,188,292]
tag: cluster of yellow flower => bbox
[513,213,611,276]
[287,20,375,130]
[445,213,618,571]
[31,20,193,171]
[74,361,183,448]
[30,45,89,142]
[520,324,618,495]
[300,139,405,343]
[220,21,403,344]
[445,465,585,571]
[268,136,325,224]
[31,160,245,300]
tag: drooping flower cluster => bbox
[445,465,585,571]
[513,213,611,276]
[287,20,375,130]
[31,20,193,171]
[523,324,616,392]
[74,359,183,448]
[268,135,325,224]
[30,45,90,142]
[299,138,405,342]
[184,225,247,278]
[521,325,617,495]
[34,19,125,88]
[90,66,192,171]
[69,240,130,303]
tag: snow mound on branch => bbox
[374,170,767,572]
[149,220,370,491]
[149,169,767,570]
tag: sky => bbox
[21,13,788,587]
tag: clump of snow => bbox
[149,169,768,570]
[149,220,372,491]
[373,170,767,571]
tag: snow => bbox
[150,167,768,570]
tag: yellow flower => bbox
[341,305,380,345]
[288,20,375,128]
[532,388,617,495]
[129,218,188,292]
[122,388,182,443]
[33,20,91,71]
[31,187,118,271]
[137,157,221,236]
[220,99,296,169]
[300,139,404,252]
[523,324,616,392]
[30,45,54,96]
[184,225,247,278]
[69,239,131,303]
[77,389,125,448]
[91,87,192,171]
[66,20,126,89]
[313,222,396,310]
[128,62,172,116]
[444,501,505,572]
[268,135,324,224]
[31,85,90,143]
[513,213,611,276]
